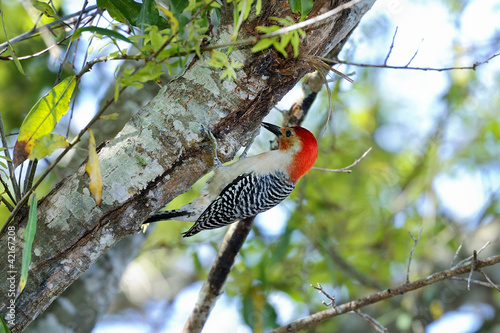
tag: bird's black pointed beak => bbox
[261,122,282,137]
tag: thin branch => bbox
[384,27,398,65]
[1,195,14,211]
[313,147,372,173]
[450,243,463,268]
[311,283,335,307]
[454,241,491,268]
[0,5,98,52]
[0,34,72,60]
[55,0,89,84]
[323,52,500,72]
[270,253,500,333]
[477,269,500,292]
[406,227,423,283]
[451,277,500,289]
[0,174,16,205]
[22,159,37,196]
[405,38,423,67]
[182,217,255,333]
[354,309,387,333]
[467,250,478,290]
[0,112,20,202]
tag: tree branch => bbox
[322,51,500,72]
[182,217,254,333]
[0,5,98,53]
[270,253,500,333]
[313,147,372,173]
[406,227,423,283]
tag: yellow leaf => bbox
[13,76,76,168]
[85,129,102,206]
[100,112,119,120]
[157,7,178,34]
[28,133,69,161]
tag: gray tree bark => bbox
[0,1,376,332]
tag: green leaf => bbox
[13,76,76,168]
[72,26,134,44]
[28,134,69,161]
[289,0,314,18]
[97,0,141,26]
[7,44,26,76]
[157,8,179,34]
[255,0,262,15]
[0,314,12,333]
[137,0,159,30]
[169,0,189,14]
[272,40,288,57]
[17,193,37,297]
[31,1,57,18]
[251,38,274,53]
[290,32,300,58]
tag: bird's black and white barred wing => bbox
[182,172,295,237]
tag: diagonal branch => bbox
[0,5,98,53]
[270,253,500,333]
[182,217,254,333]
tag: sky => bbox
[57,0,500,332]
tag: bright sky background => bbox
[58,0,500,332]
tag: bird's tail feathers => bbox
[144,210,194,224]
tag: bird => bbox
[145,122,318,237]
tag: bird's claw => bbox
[201,124,223,169]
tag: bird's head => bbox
[262,122,318,182]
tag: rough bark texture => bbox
[0,1,375,331]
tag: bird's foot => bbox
[201,124,223,168]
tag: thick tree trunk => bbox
[0,1,375,331]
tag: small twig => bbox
[0,173,16,205]
[1,195,14,211]
[354,309,388,333]
[270,254,500,333]
[384,27,398,65]
[0,35,72,61]
[467,250,478,290]
[450,243,463,268]
[451,277,500,289]
[477,269,500,292]
[313,147,372,173]
[405,38,423,67]
[406,227,423,283]
[22,159,37,196]
[311,283,335,307]
[0,81,21,204]
[55,0,89,84]
[454,241,491,268]
[0,5,98,53]
[324,51,500,72]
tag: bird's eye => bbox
[286,130,292,137]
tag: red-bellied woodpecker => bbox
[145,122,318,237]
